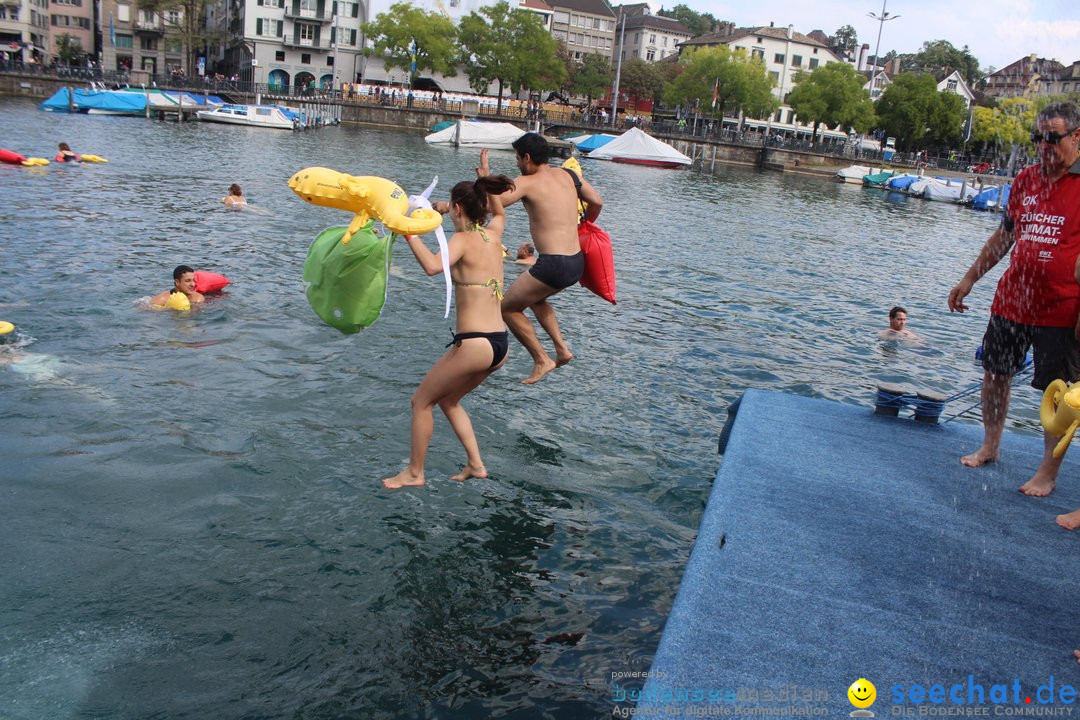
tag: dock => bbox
[632,389,1080,715]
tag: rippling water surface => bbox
[0,98,1012,718]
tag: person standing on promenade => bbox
[947,101,1080,497]
[473,135,603,384]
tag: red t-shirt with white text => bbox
[991,162,1080,326]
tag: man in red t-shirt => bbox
[948,101,1080,496]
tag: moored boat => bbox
[835,164,873,183]
[196,104,300,130]
[585,127,690,168]
[424,120,525,149]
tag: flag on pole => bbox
[109,14,115,46]
[410,39,417,75]
[711,77,719,109]
[964,105,974,143]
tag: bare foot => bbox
[555,350,574,367]
[1074,649,1080,665]
[1056,509,1080,530]
[1018,472,1056,497]
[451,463,488,482]
[960,446,998,467]
[382,468,425,490]
[522,357,557,385]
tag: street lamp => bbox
[610,9,626,128]
[867,0,899,98]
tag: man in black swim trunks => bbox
[477,135,603,384]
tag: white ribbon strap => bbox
[408,176,452,318]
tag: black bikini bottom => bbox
[447,331,509,369]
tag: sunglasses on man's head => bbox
[1031,127,1079,145]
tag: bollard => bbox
[875,384,911,416]
[913,390,948,424]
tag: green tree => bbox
[459,2,563,112]
[54,33,83,65]
[833,25,857,55]
[657,4,718,36]
[786,62,876,144]
[363,2,458,87]
[569,53,612,104]
[665,46,777,121]
[619,58,665,103]
[875,71,966,151]
[899,39,982,87]
[971,97,1035,159]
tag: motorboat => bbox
[922,178,979,203]
[573,133,618,154]
[424,120,525,149]
[971,183,1011,211]
[585,128,690,168]
[39,87,147,115]
[862,170,895,187]
[196,104,300,130]
[835,164,873,183]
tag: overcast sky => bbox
[679,0,1079,72]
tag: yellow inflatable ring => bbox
[164,292,191,311]
[0,320,13,335]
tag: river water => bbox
[0,97,1011,718]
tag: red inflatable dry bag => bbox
[577,220,616,305]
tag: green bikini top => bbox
[452,224,504,300]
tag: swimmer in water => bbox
[223,184,246,207]
[877,306,922,342]
[382,173,516,490]
[514,242,536,266]
[57,142,80,162]
[150,265,205,308]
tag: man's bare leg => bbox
[1073,649,1080,665]
[1019,431,1064,496]
[1056,508,1080,531]
[961,371,1010,466]
[502,272,559,384]
[531,299,573,366]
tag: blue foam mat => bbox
[636,389,1080,715]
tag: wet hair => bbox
[58,142,70,152]
[1037,101,1080,130]
[517,242,535,258]
[173,264,195,281]
[229,184,242,196]
[511,132,551,165]
[450,175,515,226]
[889,306,907,320]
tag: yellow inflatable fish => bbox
[79,154,108,163]
[20,158,49,167]
[1041,379,1080,458]
[288,167,443,243]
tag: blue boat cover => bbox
[39,88,147,113]
[576,134,617,153]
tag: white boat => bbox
[922,178,980,203]
[835,164,873,183]
[424,120,525,148]
[585,127,690,168]
[196,104,300,130]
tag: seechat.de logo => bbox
[849,678,878,717]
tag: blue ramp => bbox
[637,389,1080,714]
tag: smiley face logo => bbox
[848,678,876,709]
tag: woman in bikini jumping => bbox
[382,173,516,489]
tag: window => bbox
[634,32,640,44]
[791,54,801,67]
[751,48,763,59]
[769,71,778,83]
[327,55,333,66]
[649,33,655,44]
[592,17,599,29]
[808,58,818,69]
[115,33,133,48]
[646,50,654,61]
[349,28,356,44]
[301,52,311,63]
[552,29,565,40]
[140,36,156,50]
[786,109,795,123]
[812,48,817,54]
[351,2,358,17]
[117,3,130,21]
[553,11,568,23]
[734,45,744,52]
[774,53,784,64]
[165,38,181,52]
[662,37,667,46]
[276,50,285,60]
[947,79,958,91]
[300,23,314,41]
